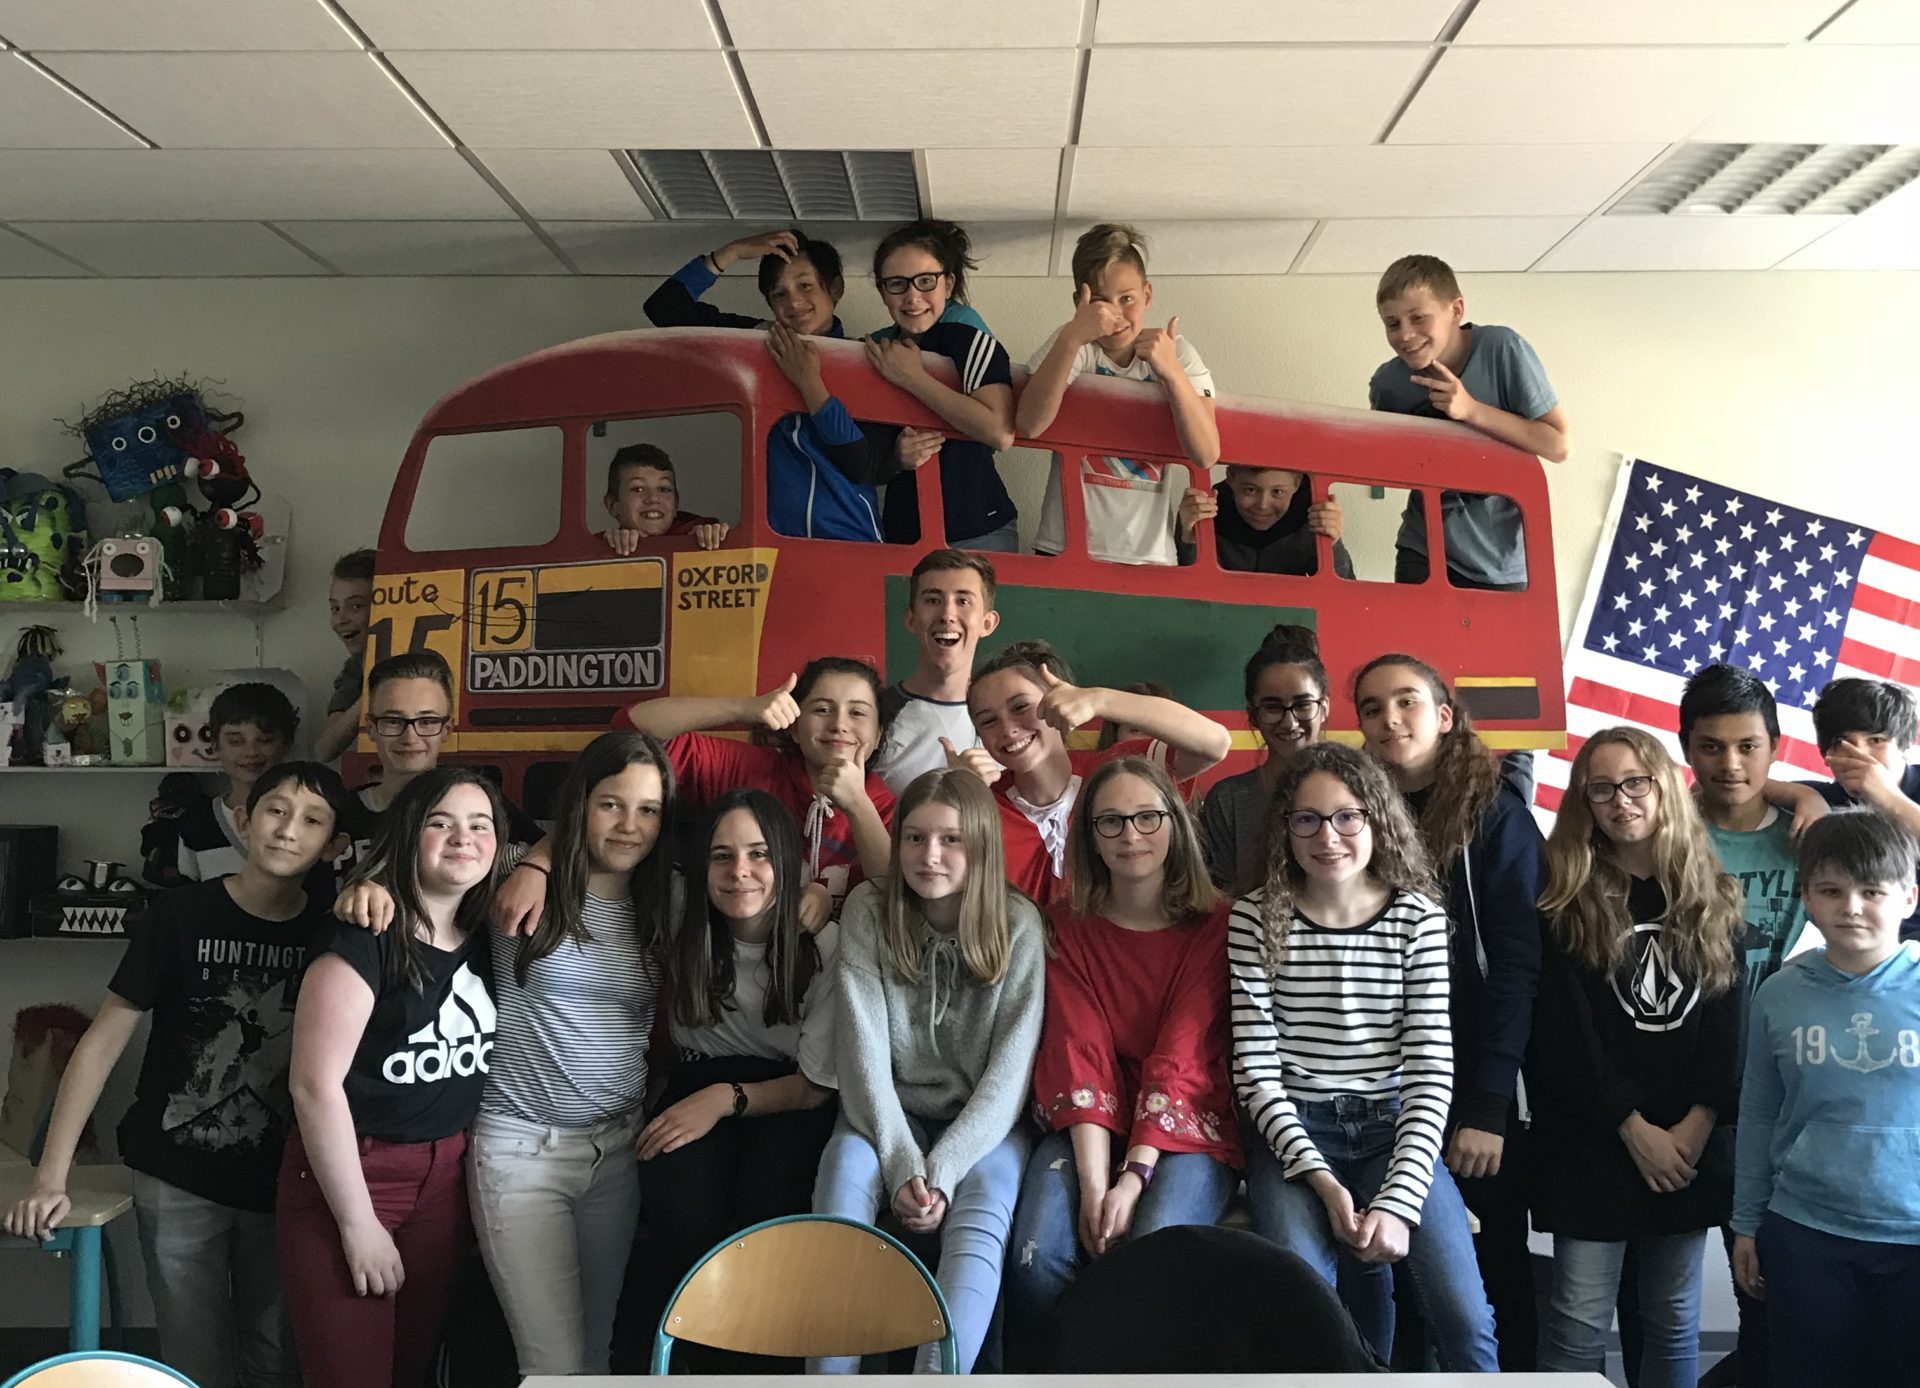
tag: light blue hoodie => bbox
[1732,943,1920,1244]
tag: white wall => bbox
[2,266,1915,1328]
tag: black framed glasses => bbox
[1585,774,1656,804]
[369,714,451,738]
[1255,696,1327,726]
[877,271,948,296]
[1092,810,1169,839]
[1285,807,1370,839]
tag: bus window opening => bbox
[407,426,562,552]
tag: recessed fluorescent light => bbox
[1612,142,1920,217]
[627,149,920,221]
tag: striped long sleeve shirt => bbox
[1228,888,1454,1225]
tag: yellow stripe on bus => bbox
[1454,676,1539,688]
[1070,728,1569,753]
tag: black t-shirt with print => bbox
[328,783,542,882]
[111,879,329,1211]
[311,921,494,1144]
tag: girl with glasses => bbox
[1351,651,1546,1368]
[1231,742,1498,1371]
[863,218,1021,552]
[1201,624,1329,894]
[1532,728,1744,1388]
[1005,757,1238,1368]
[813,768,1043,1374]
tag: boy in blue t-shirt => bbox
[1732,811,1920,1388]
[1811,677,1920,940]
[1369,254,1571,592]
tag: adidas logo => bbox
[381,963,496,1085]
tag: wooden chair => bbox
[0,1351,197,1387]
[651,1214,956,1374]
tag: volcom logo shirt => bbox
[312,920,495,1144]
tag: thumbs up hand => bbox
[753,673,801,731]
[1070,283,1128,346]
[940,735,1003,787]
[1132,315,1181,376]
[1036,665,1101,735]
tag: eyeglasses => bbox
[1092,810,1168,839]
[369,714,451,738]
[1285,807,1370,839]
[877,271,948,297]
[1255,697,1327,726]
[1585,775,1656,804]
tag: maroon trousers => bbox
[277,1127,472,1388]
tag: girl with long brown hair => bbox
[1532,728,1743,1388]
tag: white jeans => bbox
[130,1170,299,1388]
[467,1108,643,1375]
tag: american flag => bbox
[1538,456,1920,820]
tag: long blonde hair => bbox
[882,769,1015,986]
[1255,743,1436,965]
[1540,727,1740,996]
[1066,757,1218,921]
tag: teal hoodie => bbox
[1732,943,1920,1244]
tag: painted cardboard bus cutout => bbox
[360,326,1565,813]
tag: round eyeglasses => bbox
[1092,810,1168,839]
[877,271,948,296]
[1285,807,1370,839]
[1585,774,1656,804]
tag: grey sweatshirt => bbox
[833,879,1045,1198]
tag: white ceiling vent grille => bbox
[628,150,921,221]
[1611,143,1920,217]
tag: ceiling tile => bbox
[16,221,329,276]
[1070,144,1665,219]
[0,150,511,219]
[924,148,1059,221]
[1457,0,1841,45]
[1814,0,1920,44]
[470,149,651,221]
[342,0,717,50]
[549,221,887,277]
[1082,47,1425,148]
[1777,183,1920,269]
[390,51,753,149]
[1691,46,1920,143]
[720,0,1082,49]
[1049,220,1315,275]
[1295,217,1584,273]
[744,50,1076,148]
[1393,47,1772,145]
[0,54,145,148]
[1535,214,1846,271]
[1094,0,1456,44]
[0,224,91,275]
[0,0,356,51]
[37,52,442,149]
[275,220,566,274]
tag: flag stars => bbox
[1798,622,1815,642]
[1627,618,1646,638]
[1765,508,1784,527]
[1685,657,1702,674]
[1718,602,1735,621]
[1794,558,1812,577]
[1639,579,1656,597]
[1769,573,1787,592]
[1634,513,1653,533]
[1814,649,1832,667]
[1666,565,1682,583]
[1788,661,1806,684]
[1757,612,1777,632]
[1689,552,1708,570]
[1613,593,1630,611]
[1734,629,1751,646]
[1624,553,1643,573]
[1650,539,1668,559]
[1679,590,1697,609]
[1824,610,1843,627]
[1783,597,1802,618]
[1740,523,1757,542]
[1669,631,1688,650]
[1708,643,1727,660]
[1675,525,1693,545]
[1653,603,1671,623]
[1819,543,1837,563]
[1807,519,1823,536]
[1705,576,1723,595]
[1773,637,1790,657]
[1730,562,1747,581]
[1646,472,1663,492]
[1747,587,1763,605]
[1846,529,1865,548]
[1811,583,1827,601]
[1693,616,1711,635]
[1700,511,1718,531]
[1644,644,1660,662]
[1684,485,1702,504]
[1726,496,1743,514]
[1755,547,1772,567]
[1834,569,1853,586]
[1661,500,1678,519]
[1778,532,1797,553]
[1715,536,1732,555]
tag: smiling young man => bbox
[1175,466,1355,577]
[871,550,1002,793]
[600,444,728,555]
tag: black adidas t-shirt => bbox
[329,783,542,882]
[311,921,494,1144]
[111,879,329,1211]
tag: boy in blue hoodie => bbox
[643,227,893,542]
[1732,810,1920,1387]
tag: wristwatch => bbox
[729,1082,749,1118]
[1120,1160,1155,1187]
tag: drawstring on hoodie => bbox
[922,932,960,1049]
[803,794,832,883]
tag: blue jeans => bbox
[811,1112,1029,1374]
[1540,1230,1706,1388]
[957,519,1019,553]
[1244,1097,1497,1372]
[1003,1129,1237,1365]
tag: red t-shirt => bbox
[664,510,719,536]
[994,738,1173,907]
[1032,901,1240,1165]
[610,720,895,904]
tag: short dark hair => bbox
[1377,253,1462,306]
[909,548,997,606]
[1796,808,1918,888]
[209,681,300,744]
[245,759,350,830]
[331,549,376,583]
[873,219,978,304]
[604,443,674,499]
[757,228,844,299]
[367,650,453,705]
[1679,664,1780,751]
[1813,677,1918,752]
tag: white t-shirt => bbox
[1029,330,1216,566]
[873,684,978,795]
[670,921,839,1088]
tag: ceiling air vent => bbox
[627,150,921,221]
[1611,143,1920,216]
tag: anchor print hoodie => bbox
[1733,943,1920,1245]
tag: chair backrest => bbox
[0,1351,198,1388]
[652,1215,955,1372]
